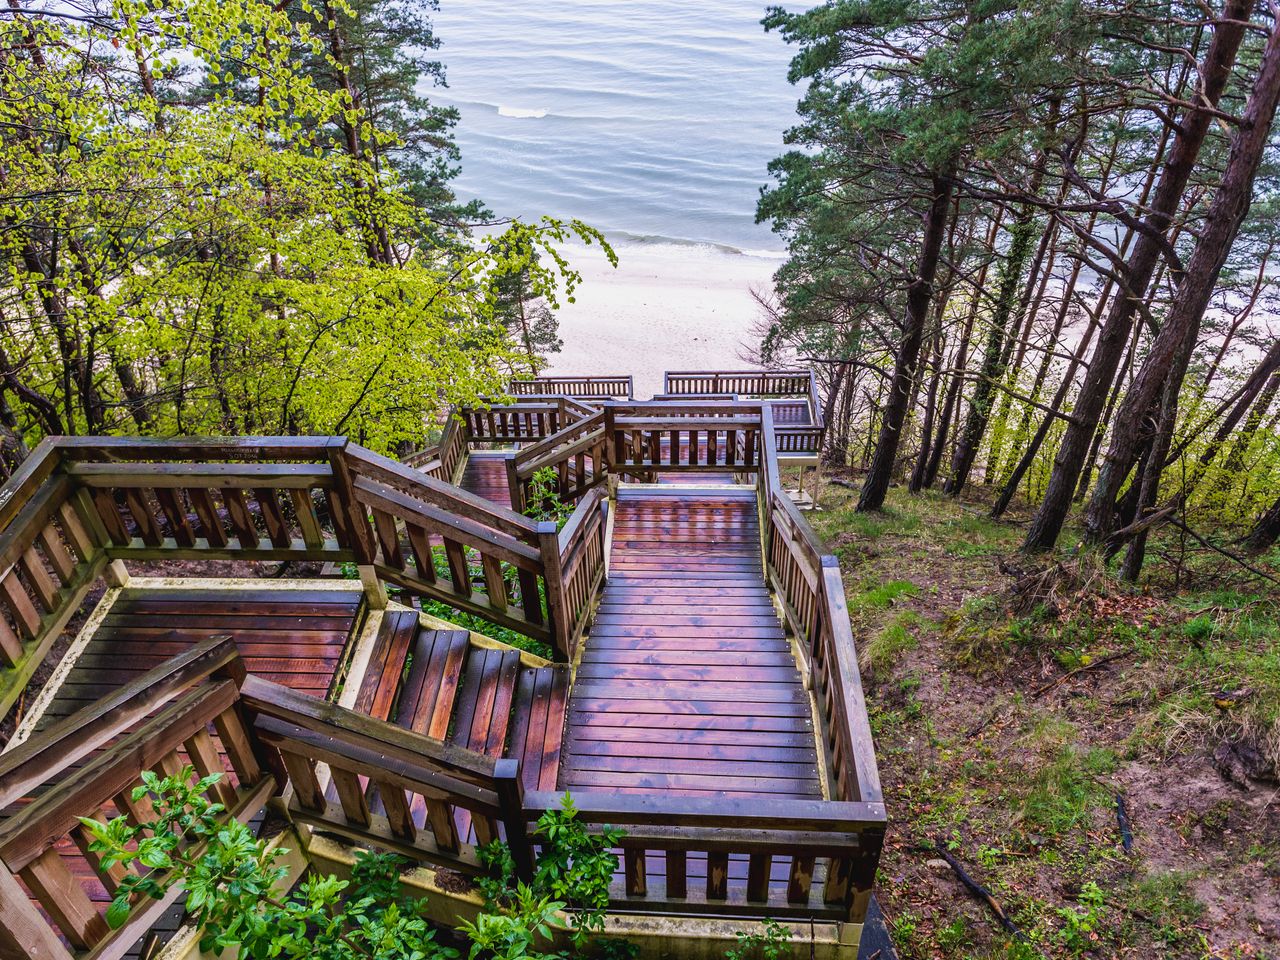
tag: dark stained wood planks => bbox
[34,587,363,731]
[458,453,513,509]
[506,665,569,791]
[562,487,821,800]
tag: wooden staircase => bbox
[355,612,569,798]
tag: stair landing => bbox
[562,486,821,799]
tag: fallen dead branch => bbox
[930,839,1031,944]
[1116,793,1134,853]
[1030,649,1134,698]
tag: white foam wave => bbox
[497,105,548,119]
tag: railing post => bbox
[494,759,534,883]
[602,404,617,477]
[328,441,383,607]
[537,521,571,662]
[0,860,74,960]
[505,456,526,514]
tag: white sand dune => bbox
[545,239,784,398]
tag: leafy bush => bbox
[80,770,622,959]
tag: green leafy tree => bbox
[0,0,608,456]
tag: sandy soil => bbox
[544,239,784,398]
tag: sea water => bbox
[429,0,800,256]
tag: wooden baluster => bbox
[406,524,436,582]
[425,799,460,853]
[665,850,687,899]
[71,823,132,895]
[55,501,95,562]
[482,555,507,612]
[289,489,325,550]
[2,573,40,640]
[442,539,471,597]
[21,848,109,949]
[0,618,22,667]
[372,509,404,568]
[726,429,738,466]
[379,782,416,841]
[648,430,660,467]
[154,488,196,548]
[787,855,814,903]
[254,489,291,548]
[156,750,185,779]
[473,813,499,847]
[36,525,76,585]
[706,851,728,900]
[624,848,647,897]
[279,751,324,812]
[213,706,263,784]
[822,855,853,908]
[747,853,772,903]
[188,488,229,548]
[221,489,259,549]
[20,548,57,612]
[89,489,131,545]
[121,489,162,547]
[517,569,544,625]
[331,768,371,827]
[114,788,157,830]
[184,729,237,806]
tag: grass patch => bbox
[863,611,922,679]
[1020,743,1117,837]
[853,579,919,611]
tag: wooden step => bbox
[448,647,521,758]
[393,629,470,740]
[506,666,570,791]
[352,610,418,721]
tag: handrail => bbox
[0,635,243,806]
[507,410,608,512]
[0,653,272,958]
[510,376,633,400]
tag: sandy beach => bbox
[543,239,785,398]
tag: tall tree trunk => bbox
[859,174,955,511]
[1022,1,1249,551]
[1244,494,1280,554]
[1085,15,1280,544]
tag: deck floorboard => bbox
[561,487,820,800]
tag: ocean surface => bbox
[429,0,802,255]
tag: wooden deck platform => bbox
[562,486,822,799]
[458,452,513,509]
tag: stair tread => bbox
[507,666,570,791]
[394,628,470,741]
[449,646,521,757]
[352,610,418,721]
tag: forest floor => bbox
[805,470,1280,960]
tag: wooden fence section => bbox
[465,402,564,445]
[343,446,557,649]
[664,371,826,456]
[554,487,608,664]
[0,442,110,720]
[0,645,272,960]
[522,792,882,922]
[603,402,764,479]
[241,675,533,880]
[510,376,633,400]
[59,436,359,564]
[507,411,609,513]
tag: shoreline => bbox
[544,237,785,398]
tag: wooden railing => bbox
[603,402,764,479]
[507,410,609,512]
[0,640,273,959]
[242,675,533,880]
[553,487,608,662]
[523,792,882,922]
[465,401,564,445]
[664,369,814,398]
[343,445,557,649]
[665,370,827,456]
[511,376,633,400]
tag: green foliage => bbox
[852,579,919,611]
[0,0,611,454]
[79,766,454,958]
[725,919,793,960]
[863,610,922,679]
[1056,880,1106,955]
[1020,744,1116,838]
[524,467,574,528]
[473,794,625,957]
